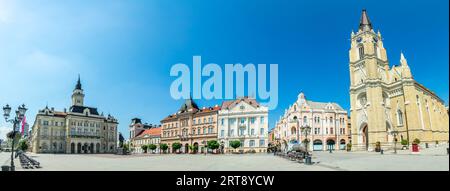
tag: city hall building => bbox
[349,10,449,151]
[273,93,349,152]
[30,77,119,154]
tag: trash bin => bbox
[380,149,384,154]
[305,155,312,165]
[2,165,10,171]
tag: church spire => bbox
[75,74,82,90]
[359,9,373,31]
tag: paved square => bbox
[1,146,448,171]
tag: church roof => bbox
[359,9,373,31]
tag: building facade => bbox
[274,93,349,152]
[129,118,161,153]
[349,10,449,151]
[218,97,269,153]
[160,98,220,154]
[31,76,118,154]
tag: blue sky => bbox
[0,0,448,140]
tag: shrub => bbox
[148,144,157,153]
[141,145,148,153]
[401,139,408,146]
[207,140,220,151]
[18,139,29,151]
[160,144,168,153]
[413,138,420,144]
[172,142,182,152]
[229,140,241,150]
[346,143,352,151]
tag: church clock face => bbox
[357,37,362,43]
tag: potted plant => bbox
[375,141,381,152]
[412,138,420,153]
[346,143,352,152]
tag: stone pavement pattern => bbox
[0,146,447,171]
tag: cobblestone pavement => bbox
[0,146,448,171]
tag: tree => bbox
[148,144,157,153]
[141,144,148,153]
[172,142,182,153]
[207,140,220,153]
[123,143,130,153]
[229,140,241,151]
[18,139,29,151]
[160,143,168,154]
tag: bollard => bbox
[305,155,312,165]
[380,149,384,155]
[447,148,449,155]
[1,165,10,171]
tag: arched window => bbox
[397,110,403,126]
[358,45,365,60]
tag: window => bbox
[260,117,264,123]
[397,110,404,126]
[260,128,264,135]
[251,117,255,124]
[43,121,49,126]
[230,129,234,136]
[251,129,255,135]
[220,130,224,137]
[358,46,364,60]
[303,116,307,125]
[330,128,334,135]
[240,118,245,124]
[239,128,245,136]
[259,140,265,147]
[221,119,224,125]
[249,140,255,147]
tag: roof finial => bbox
[75,74,82,90]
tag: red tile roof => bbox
[136,127,161,138]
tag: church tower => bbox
[71,75,85,106]
[349,10,393,151]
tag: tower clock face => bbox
[357,37,362,42]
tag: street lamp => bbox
[391,130,399,154]
[3,104,27,171]
[300,125,312,165]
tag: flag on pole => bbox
[21,115,26,136]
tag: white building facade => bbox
[218,97,269,153]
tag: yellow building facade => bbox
[349,10,449,151]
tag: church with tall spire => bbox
[349,10,449,151]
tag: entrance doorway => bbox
[362,124,369,150]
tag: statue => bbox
[118,132,125,148]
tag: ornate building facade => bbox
[129,118,161,153]
[349,10,449,151]
[273,93,348,152]
[218,97,269,153]
[31,76,118,154]
[160,98,220,153]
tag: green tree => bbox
[141,144,148,153]
[123,143,130,153]
[160,143,168,154]
[148,144,157,153]
[18,139,29,151]
[207,140,220,153]
[172,142,182,152]
[229,140,241,151]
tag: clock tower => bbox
[349,10,393,151]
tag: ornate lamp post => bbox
[391,130,399,154]
[300,125,312,165]
[3,104,28,171]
